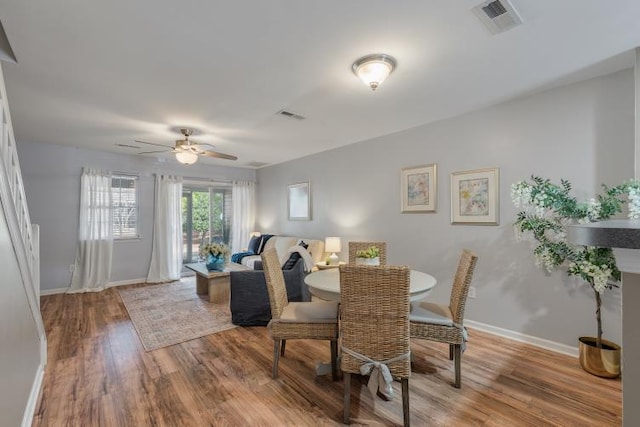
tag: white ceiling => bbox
[1,0,640,169]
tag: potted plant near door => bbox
[512,176,640,378]
[355,246,381,266]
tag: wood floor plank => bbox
[33,279,622,426]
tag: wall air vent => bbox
[277,110,306,120]
[472,0,523,35]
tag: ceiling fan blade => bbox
[135,139,173,148]
[200,150,238,161]
[116,143,141,149]
[192,142,217,150]
[138,149,171,155]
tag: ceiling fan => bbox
[135,128,237,165]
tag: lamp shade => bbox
[175,151,198,165]
[325,237,342,253]
[352,54,397,91]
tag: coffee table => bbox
[185,262,250,303]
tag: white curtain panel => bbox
[68,168,113,293]
[231,181,256,253]
[147,175,183,283]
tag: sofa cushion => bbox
[257,234,274,254]
[238,254,261,269]
[269,237,298,262]
[297,238,324,264]
[247,235,262,254]
[282,241,309,270]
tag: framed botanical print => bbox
[401,164,437,213]
[450,168,499,225]
[287,181,311,220]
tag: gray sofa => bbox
[229,257,311,326]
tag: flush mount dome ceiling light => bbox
[351,54,397,91]
[175,150,199,165]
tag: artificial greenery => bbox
[512,176,640,348]
[356,246,380,259]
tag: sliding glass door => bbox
[181,184,231,264]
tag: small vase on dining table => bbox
[206,254,225,271]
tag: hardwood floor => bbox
[33,279,621,426]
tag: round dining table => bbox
[304,267,436,302]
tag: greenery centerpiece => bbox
[200,242,230,271]
[355,246,381,266]
[512,176,640,377]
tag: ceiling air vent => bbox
[245,161,269,168]
[277,110,306,120]
[472,0,523,35]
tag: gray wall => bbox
[257,69,634,347]
[0,201,40,426]
[17,142,256,291]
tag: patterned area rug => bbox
[118,278,236,351]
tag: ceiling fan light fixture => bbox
[175,151,198,165]
[136,127,237,163]
[352,54,397,91]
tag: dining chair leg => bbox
[330,340,338,381]
[453,344,462,388]
[343,372,351,424]
[272,339,281,379]
[449,344,454,360]
[280,339,287,356]
[401,377,410,427]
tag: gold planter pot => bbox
[578,337,621,378]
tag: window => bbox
[111,174,139,239]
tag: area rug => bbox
[118,278,236,351]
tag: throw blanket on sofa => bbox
[282,246,314,272]
[231,251,254,264]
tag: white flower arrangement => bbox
[200,242,230,258]
[511,176,640,349]
[627,184,640,219]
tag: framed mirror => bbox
[287,181,311,221]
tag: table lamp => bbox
[325,237,342,265]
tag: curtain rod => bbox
[148,174,230,183]
[182,176,256,184]
[183,176,232,183]
[148,174,255,185]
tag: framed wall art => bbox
[450,167,499,225]
[287,181,311,220]
[401,164,437,212]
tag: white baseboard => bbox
[40,277,147,296]
[21,361,45,427]
[40,333,47,367]
[465,319,579,357]
[107,277,147,288]
[40,287,67,296]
